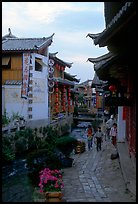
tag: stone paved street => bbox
[62,134,136,202]
[2,123,136,202]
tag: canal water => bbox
[2,121,92,202]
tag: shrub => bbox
[56,135,77,156]
[27,148,62,187]
[2,137,15,163]
[15,137,27,154]
[2,109,10,125]
[61,123,70,135]
[14,128,37,152]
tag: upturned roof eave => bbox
[49,53,73,68]
[93,2,134,47]
[87,52,113,63]
[53,77,75,87]
[2,33,54,52]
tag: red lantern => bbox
[56,64,58,69]
[55,88,58,92]
[61,66,64,71]
[109,85,116,92]
[55,103,58,107]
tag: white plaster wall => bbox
[3,53,49,123]
[117,106,126,142]
[31,53,49,120]
[2,86,5,115]
[4,85,28,119]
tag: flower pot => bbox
[61,157,73,167]
[45,191,63,202]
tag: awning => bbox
[2,57,10,65]
[35,58,46,66]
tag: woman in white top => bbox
[106,115,116,140]
[110,123,117,147]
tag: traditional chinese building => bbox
[73,80,93,110]
[91,73,108,115]
[87,2,136,195]
[48,52,79,121]
[2,29,54,127]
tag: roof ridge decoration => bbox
[2,28,18,41]
[2,33,55,41]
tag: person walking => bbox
[110,123,117,147]
[86,125,93,151]
[94,127,104,151]
[105,114,116,140]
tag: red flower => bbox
[38,168,64,193]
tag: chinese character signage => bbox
[96,92,102,108]
[21,53,30,98]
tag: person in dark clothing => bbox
[94,127,104,151]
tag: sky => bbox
[2,2,108,83]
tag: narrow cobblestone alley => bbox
[62,138,136,202]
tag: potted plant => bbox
[38,168,64,202]
[19,116,25,125]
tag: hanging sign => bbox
[21,53,30,98]
[48,59,54,66]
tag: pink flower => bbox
[38,168,64,192]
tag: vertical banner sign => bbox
[96,92,99,108]
[21,53,30,98]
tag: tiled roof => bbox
[2,34,54,51]
[64,72,80,83]
[4,80,22,85]
[87,51,119,81]
[88,52,112,63]
[87,2,134,46]
[49,52,73,68]
[88,52,116,71]
[53,77,75,87]
[92,73,107,86]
